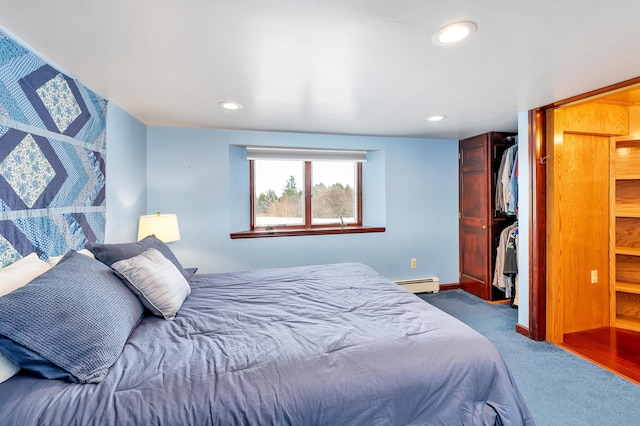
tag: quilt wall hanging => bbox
[0,29,108,267]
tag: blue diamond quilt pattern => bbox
[0,30,107,267]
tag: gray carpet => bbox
[419,289,640,426]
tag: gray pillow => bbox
[0,251,144,384]
[86,235,189,279]
[112,248,191,320]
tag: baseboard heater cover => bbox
[395,277,440,294]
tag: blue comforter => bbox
[0,263,534,425]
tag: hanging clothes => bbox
[495,144,518,215]
[507,151,518,215]
[495,150,508,212]
[493,138,519,305]
[493,222,518,301]
[503,226,518,306]
[503,227,518,276]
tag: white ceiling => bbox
[1,0,640,140]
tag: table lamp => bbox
[137,212,181,242]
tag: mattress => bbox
[0,262,534,425]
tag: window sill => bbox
[230,226,386,239]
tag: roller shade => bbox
[245,146,367,162]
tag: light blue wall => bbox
[146,127,459,282]
[105,103,147,243]
[517,111,530,328]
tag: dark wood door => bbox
[459,134,491,299]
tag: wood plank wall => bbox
[546,103,628,343]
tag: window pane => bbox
[311,161,357,225]
[254,160,304,227]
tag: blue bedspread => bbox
[0,263,534,425]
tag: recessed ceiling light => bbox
[219,101,243,110]
[427,115,447,122]
[432,21,477,46]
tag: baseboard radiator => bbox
[395,277,440,294]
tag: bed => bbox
[0,240,534,425]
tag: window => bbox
[253,160,306,228]
[230,146,384,238]
[311,161,358,226]
[252,159,361,230]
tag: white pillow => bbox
[48,248,95,266]
[0,351,19,384]
[111,248,191,320]
[0,253,52,297]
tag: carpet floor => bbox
[419,289,640,426]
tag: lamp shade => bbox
[137,213,181,243]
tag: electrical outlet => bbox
[411,258,417,269]
[591,270,598,284]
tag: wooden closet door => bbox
[459,134,491,299]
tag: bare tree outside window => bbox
[311,161,356,225]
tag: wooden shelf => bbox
[614,139,640,333]
[616,140,640,179]
[617,175,640,180]
[616,180,640,217]
[616,207,640,218]
[616,212,640,218]
[613,137,640,143]
[616,246,640,256]
[616,281,640,294]
[616,315,640,333]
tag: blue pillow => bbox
[0,251,144,384]
[0,335,74,381]
[86,234,189,279]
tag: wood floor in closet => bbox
[562,327,640,386]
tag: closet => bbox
[459,131,517,301]
[612,136,640,331]
[545,86,640,343]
